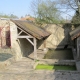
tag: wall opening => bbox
[0,26,11,48]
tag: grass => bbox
[36,64,76,70]
[35,60,39,62]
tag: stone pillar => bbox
[10,22,22,61]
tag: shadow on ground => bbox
[0,53,13,61]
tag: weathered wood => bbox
[17,36,33,38]
[44,40,46,48]
[34,38,37,60]
[26,38,34,46]
[77,37,80,59]
[17,27,37,60]
[18,31,23,36]
[17,27,33,38]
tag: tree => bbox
[31,0,63,24]
[69,0,80,24]
[57,0,78,11]
[0,13,18,19]
[58,0,80,24]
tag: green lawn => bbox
[36,64,76,70]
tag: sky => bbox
[0,0,75,19]
[0,0,33,18]
[60,9,75,20]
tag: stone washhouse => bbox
[0,19,74,61]
[0,19,50,60]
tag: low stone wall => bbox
[38,59,75,65]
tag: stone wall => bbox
[18,38,33,57]
[39,24,72,49]
[0,20,10,48]
[9,21,22,60]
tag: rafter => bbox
[17,26,37,60]
[26,38,34,46]
[17,27,33,38]
[17,36,33,38]
[18,31,23,36]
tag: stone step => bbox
[37,59,76,66]
[21,57,34,61]
[6,58,34,72]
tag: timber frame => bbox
[17,26,37,60]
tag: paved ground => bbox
[0,57,80,80]
[0,70,80,80]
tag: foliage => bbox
[58,0,80,24]
[0,13,18,19]
[58,0,78,11]
[35,59,39,62]
[31,0,63,24]
[31,0,80,24]
[71,12,80,24]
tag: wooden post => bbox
[34,37,37,60]
[77,38,79,59]
[43,40,46,50]
[78,0,80,14]
[17,27,37,60]
[77,37,80,60]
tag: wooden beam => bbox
[34,37,37,60]
[17,26,37,60]
[18,31,23,36]
[17,27,33,38]
[77,37,80,59]
[17,36,33,38]
[26,38,34,46]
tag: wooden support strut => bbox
[26,38,34,46]
[17,27,37,60]
[17,36,33,38]
[25,37,37,60]
[17,27,33,38]
[18,31,23,36]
